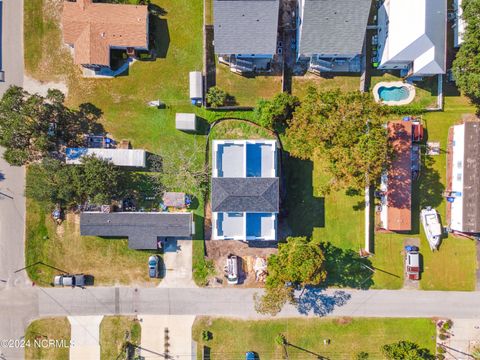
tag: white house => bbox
[211,140,279,241]
[377,0,446,77]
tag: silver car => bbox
[54,274,86,287]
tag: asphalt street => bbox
[0,0,24,96]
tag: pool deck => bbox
[373,81,416,106]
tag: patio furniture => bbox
[162,192,186,208]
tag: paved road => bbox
[0,148,27,288]
[34,287,480,319]
[0,148,28,360]
[0,0,24,96]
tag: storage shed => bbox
[175,113,197,132]
[189,71,203,105]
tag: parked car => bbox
[54,274,86,287]
[148,255,160,278]
[246,351,257,360]
[405,247,420,280]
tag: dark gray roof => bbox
[462,122,480,232]
[298,0,371,56]
[212,177,279,212]
[213,0,280,55]
[80,212,193,249]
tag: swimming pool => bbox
[378,86,410,101]
[373,81,415,105]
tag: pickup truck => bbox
[405,247,420,280]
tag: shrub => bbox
[193,259,215,286]
[438,333,448,340]
[436,354,445,360]
[437,346,446,354]
[355,351,369,360]
[202,330,212,342]
[442,320,452,330]
[206,86,227,108]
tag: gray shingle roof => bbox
[213,0,280,55]
[462,122,480,232]
[298,0,371,56]
[80,212,193,249]
[212,177,279,212]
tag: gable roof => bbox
[378,0,446,75]
[80,212,192,249]
[212,177,279,212]
[213,0,280,54]
[461,122,480,232]
[62,0,148,66]
[298,0,371,56]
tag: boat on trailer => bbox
[421,207,443,250]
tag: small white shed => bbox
[189,71,203,103]
[175,113,197,132]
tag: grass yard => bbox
[25,317,71,360]
[193,317,436,359]
[100,316,141,360]
[26,197,161,286]
[292,73,361,98]
[215,62,282,106]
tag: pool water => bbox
[378,86,410,101]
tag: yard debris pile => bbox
[253,257,267,282]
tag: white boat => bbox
[421,207,443,250]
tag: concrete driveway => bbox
[68,316,103,360]
[139,315,196,359]
[0,147,27,288]
[0,0,24,96]
[158,239,196,288]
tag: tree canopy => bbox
[453,0,480,104]
[382,341,435,360]
[254,93,299,132]
[285,88,389,193]
[0,86,103,165]
[26,156,128,207]
[255,237,327,316]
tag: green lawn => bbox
[215,62,282,106]
[370,73,438,108]
[193,317,436,360]
[25,317,71,360]
[292,74,361,98]
[25,197,161,286]
[100,316,141,360]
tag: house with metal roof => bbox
[80,212,194,249]
[377,0,446,77]
[61,0,148,71]
[65,148,147,168]
[213,0,280,73]
[296,0,371,73]
[379,121,413,232]
[446,122,480,234]
[211,140,279,241]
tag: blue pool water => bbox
[378,86,410,101]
